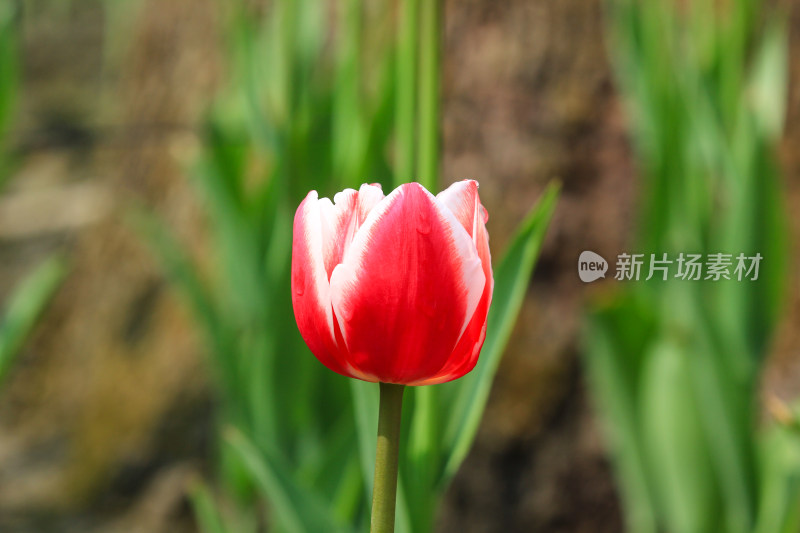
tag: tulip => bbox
[291,180,493,533]
[291,180,493,386]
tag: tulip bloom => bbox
[291,180,493,385]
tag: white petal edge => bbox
[317,184,385,270]
[297,191,337,341]
[437,180,480,240]
[437,178,494,308]
[431,190,486,340]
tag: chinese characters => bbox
[613,252,761,281]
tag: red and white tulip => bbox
[291,180,493,385]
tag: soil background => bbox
[0,1,799,532]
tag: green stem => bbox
[370,382,406,533]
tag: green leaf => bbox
[415,0,439,191]
[189,481,230,533]
[754,423,800,533]
[0,0,17,142]
[584,303,657,533]
[393,0,418,185]
[401,385,438,532]
[439,181,560,484]
[332,0,366,189]
[0,256,65,385]
[640,339,718,533]
[748,22,787,140]
[591,1,790,533]
[0,0,18,188]
[225,427,354,533]
[350,379,379,496]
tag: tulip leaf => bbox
[0,256,65,386]
[350,379,379,494]
[583,300,658,533]
[415,0,439,191]
[590,2,790,532]
[0,0,17,146]
[754,423,800,533]
[225,427,354,533]
[748,22,787,141]
[189,481,233,533]
[640,339,718,533]
[439,181,560,484]
[393,0,418,186]
[401,384,439,532]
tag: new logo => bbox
[578,251,608,283]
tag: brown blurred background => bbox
[1,0,799,532]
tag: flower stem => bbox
[370,382,405,533]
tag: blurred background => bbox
[1,0,799,532]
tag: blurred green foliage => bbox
[0,257,66,387]
[0,2,66,388]
[140,0,559,532]
[0,0,18,187]
[0,1,15,134]
[587,1,799,532]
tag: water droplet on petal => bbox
[480,205,489,223]
[293,271,306,295]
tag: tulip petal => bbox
[418,180,494,384]
[291,191,347,375]
[292,185,386,379]
[329,182,486,384]
[317,184,385,278]
[437,180,486,236]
